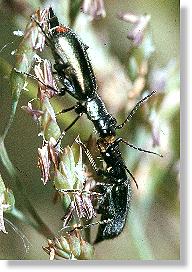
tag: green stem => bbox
[0,140,54,238]
[129,209,154,260]
[14,174,54,238]
[10,207,38,230]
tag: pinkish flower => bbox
[33,8,49,51]
[118,12,151,46]
[34,59,58,100]
[81,0,106,20]
[38,138,60,185]
[38,142,51,185]
[21,101,43,122]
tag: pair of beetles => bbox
[31,7,161,243]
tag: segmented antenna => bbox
[123,164,138,189]
[120,138,163,157]
[116,90,157,129]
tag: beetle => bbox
[28,7,162,242]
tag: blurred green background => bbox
[0,0,179,260]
